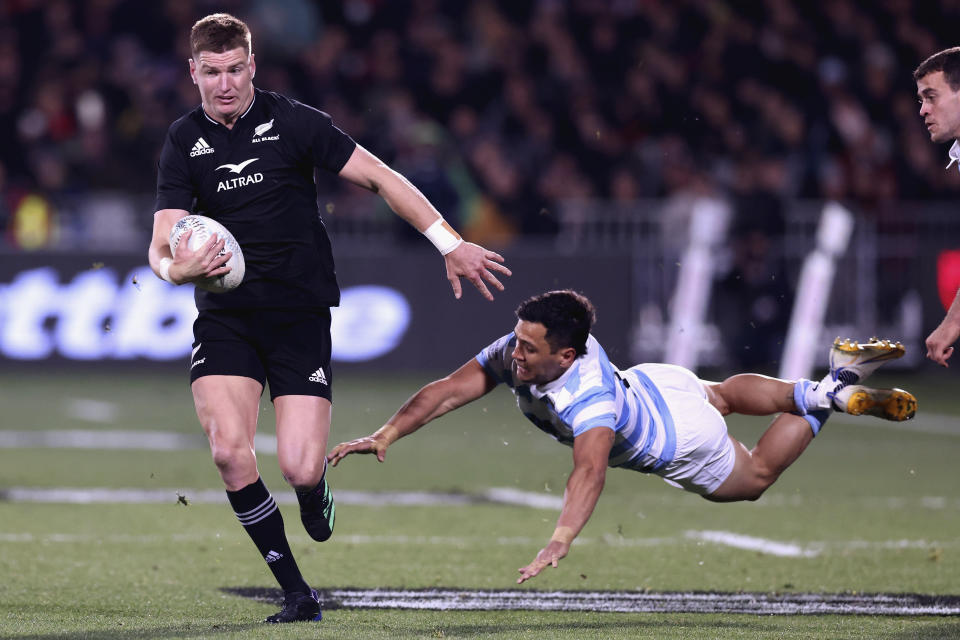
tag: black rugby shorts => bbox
[189,308,333,401]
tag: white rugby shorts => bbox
[628,363,735,495]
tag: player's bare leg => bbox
[705,413,814,502]
[192,375,262,489]
[704,374,796,416]
[193,376,316,616]
[275,395,335,542]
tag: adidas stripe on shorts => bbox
[190,308,333,401]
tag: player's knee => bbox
[208,437,253,474]
[278,459,325,491]
[705,382,731,416]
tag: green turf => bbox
[1,370,959,638]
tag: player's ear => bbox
[188,58,197,85]
[559,346,577,367]
[249,53,256,79]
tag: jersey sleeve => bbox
[154,127,194,212]
[560,386,617,437]
[293,101,357,173]
[474,332,515,386]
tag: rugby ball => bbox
[169,215,245,293]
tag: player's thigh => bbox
[631,363,735,495]
[192,375,263,448]
[190,311,266,447]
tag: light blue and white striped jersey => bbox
[475,332,677,473]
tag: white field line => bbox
[3,484,957,512]
[3,410,959,453]
[223,587,960,616]
[0,528,952,556]
[686,529,819,557]
[0,486,561,509]
[316,587,960,615]
[0,430,279,452]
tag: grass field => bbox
[1,368,959,639]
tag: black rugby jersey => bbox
[155,89,357,310]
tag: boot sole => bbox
[845,388,917,421]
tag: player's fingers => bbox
[326,444,348,465]
[486,259,511,276]
[481,269,504,292]
[485,250,505,263]
[516,563,542,583]
[468,276,494,301]
[448,276,463,300]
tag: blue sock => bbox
[791,409,830,436]
[792,379,821,415]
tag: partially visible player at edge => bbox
[328,290,916,584]
[916,47,960,367]
[147,13,510,623]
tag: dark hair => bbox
[914,47,960,90]
[190,13,252,58]
[515,290,596,357]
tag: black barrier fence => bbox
[0,248,633,372]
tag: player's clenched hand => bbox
[326,434,390,467]
[170,228,232,283]
[517,540,570,584]
[925,322,960,367]
[443,242,511,301]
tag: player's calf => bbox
[296,463,335,542]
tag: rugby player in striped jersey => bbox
[328,290,915,583]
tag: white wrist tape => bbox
[159,257,175,284]
[423,218,463,255]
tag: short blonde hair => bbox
[190,13,251,57]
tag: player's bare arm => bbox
[327,359,498,466]
[517,426,614,584]
[926,289,960,366]
[149,209,232,285]
[338,145,511,301]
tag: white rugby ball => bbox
[169,215,245,293]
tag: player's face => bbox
[189,47,256,127]
[917,71,960,143]
[511,320,575,386]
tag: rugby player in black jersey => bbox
[146,13,510,624]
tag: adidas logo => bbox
[189,137,215,157]
[264,550,283,563]
[308,367,328,384]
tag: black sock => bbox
[226,477,310,595]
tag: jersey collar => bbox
[529,359,578,400]
[200,91,258,127]
[947,140,960,172]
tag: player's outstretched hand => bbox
[925,321,960,367]
[171,228,232,284]
[517,540,570,584]
[327,433,390,467]
[444,242,511,301]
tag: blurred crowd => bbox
[2,0,960,250]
